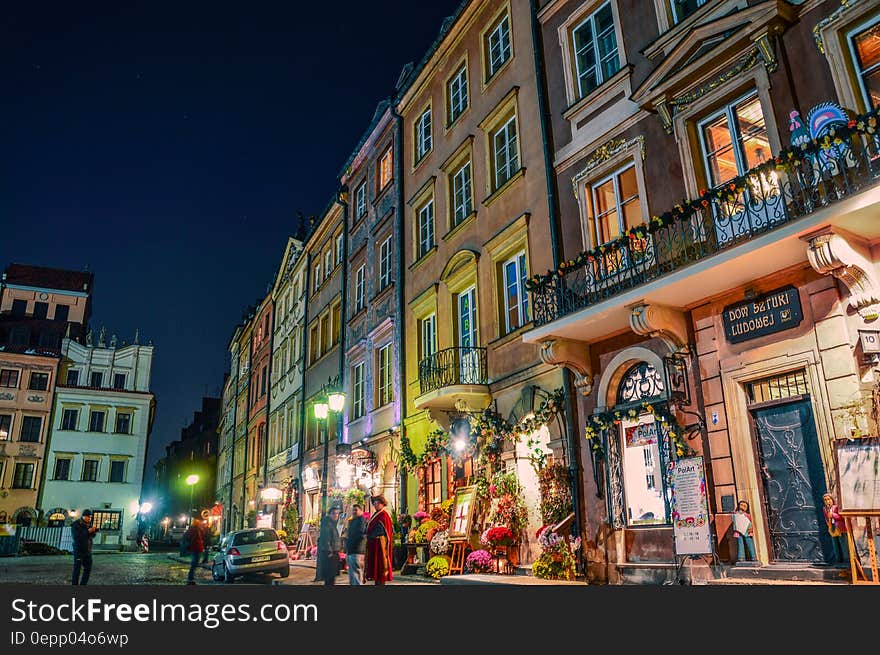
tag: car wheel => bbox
[223,564,234,584]
[278,565,289,579]
[211,564,222,582]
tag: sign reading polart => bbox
[722,286,803,344]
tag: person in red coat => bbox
[184,517,205,585]
[365,495,393,585]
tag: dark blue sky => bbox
[0,1,458,468]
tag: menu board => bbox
[669,457,712,555]
[834,438,880,512]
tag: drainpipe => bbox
[335,187,349,445]
[226,365,237,535]
[262,305,273,500]
[391,104,408,514]
[297,253,312,524]
[529,0,585,565]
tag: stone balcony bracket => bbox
[805,230,880,322]
[539,338,594,396]
[627,302,689,350]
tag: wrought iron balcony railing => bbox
[531,127,880,327]
[418,346,488,396]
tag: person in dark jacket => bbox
[318,506,342,585]
[183,517,205,585]
[200,522,212,563]
[345,504,367,585]
[71,509,98,586]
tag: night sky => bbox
[0,1,459,470]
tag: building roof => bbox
[3,264,93,293]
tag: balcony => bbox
[414,346,490,415]
[526,125,880,346]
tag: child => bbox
[822,493,849,565]
[732,500,757,563]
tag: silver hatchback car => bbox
[211,528,290,583]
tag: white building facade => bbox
[39,335,155,548]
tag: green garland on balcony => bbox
[526,109,880,294]
[584,401,694,459]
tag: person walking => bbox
[365,495,393,585]
[71,509,98,586]
[345,504,367,585]
[318,506,342,585]
[183,517,205,585]
[200,521,212,564]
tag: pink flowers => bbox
[413,510,429,523]
[465,549,493,573]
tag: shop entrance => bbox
[748,371,829,563]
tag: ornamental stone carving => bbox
[539,338,594,396]
[806,230,880,321]
[628,302,689,349]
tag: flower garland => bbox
[526,109,880,294]
[583,401,694,458]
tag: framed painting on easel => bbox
[834,437,880,513]
[448,485,477,541]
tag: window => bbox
[109,460,126,483]
[355,182,367,220]
[115,412,131,434]
[324,248,333,278]
[28,372,49,391]
[670,0,708,25]
[113,374,126,390]
[33,302,48,319]
[331,303,341,346]
[571,3,618,98]
[61,409,79,431]
[53,458,71,481]
[0,369,20,388]
[19,416,42,442]
[11,299,26,316]
[420,314,437,360]
[451,160,473,226]
[379,237,392,289]
[502,252,529,333]
[699,92,769,188]
[849,17,880,109]
[90,371,103,388]
[448,63,469,124]
[13,463,34,489]
[457,287,478,348]
[377,343,393,406]
[417,199,435,259]
[314,263,321,292]
[336,233,344,265]
[379,146,394,190]
[0,414,11,440]
[319,315,330,358]
[89,410,106,433]
[261,366,267,396]
[81,459,99,482]
[589,163,642,246]
[354,265,366,313]
[54,305,70,322]
[415,107,432,162]
[492,114,519,190]
[352,362,365,419]
[485,12,512,79]
[92,510,120,531]
[423,459,443,511]
[309,324,320,365]
[66,369,79,386]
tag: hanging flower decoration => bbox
[584,401,694,458]
[526,107,880,295]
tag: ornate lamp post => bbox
[313,381,345,580]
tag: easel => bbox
[842,512,879,585]
[448,540,466,575]
[295,527,315,559]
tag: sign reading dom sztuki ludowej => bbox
[722,286,803,344]
[669,457,713,556]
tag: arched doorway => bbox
[46,509,67,527]
[12,507,37,527]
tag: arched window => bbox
[617,361,665,404]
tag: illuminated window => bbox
[589,163,642,246]
[698,92,769,188]
[379,146,394,190]
[849,16,880,109]
[423,459,442,511]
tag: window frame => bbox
[484,9,513,82]
[335,233,344,266]
[28,372,49,391]
[417,197,436,260]
[848,14,880,111]
[352,361,365,419]
[66,369,80,386]
[109,459,126,483]
[420,313,437,361]
[696,90,768,189]
[489,111,520,192]
[81,458,99,482]
[501,251,530,334]
[61,408,79,431]
[379,145,394,191]
[354,264,366,313]
[447,61,469,126]
[0,369,20,388]
[88,410,106,433]
[113,373,126,390]
[378,236,392,289]
[90,371,103,388]
[115,412,132,435]
[0,414,12,440]
[53,457,71,481]
[670,0,709,26]
[451,159,474,227]
[354,181,368,221]
[12,462,35,489]
[414,105,433,164]
[376,343,393,407]
[19,415,42,443]
[570,2,619,99]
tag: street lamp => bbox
[313,381,345,581]
[186,474,200,522]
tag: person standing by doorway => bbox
[318,506,342,585]
[183,517,205,585]
[345,504,366,585]
[365,495,393,585]
[71,509,98,585]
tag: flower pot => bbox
[507,545,520,566]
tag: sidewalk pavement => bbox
[271,558,437,586]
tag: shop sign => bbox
[669,456,712,556]
[722,286,803,344]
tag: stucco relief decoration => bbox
[628,303,689,350]
[27,395,45,403]
[539,338,594,396]
[806,232,880,321]
[669,49,761,111]
[0,392,14,401]
[813,0,861,54]
[571,136,645,199]
[18,444,38,457]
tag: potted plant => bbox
[465,549,493,574]
[480,526,514,554]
